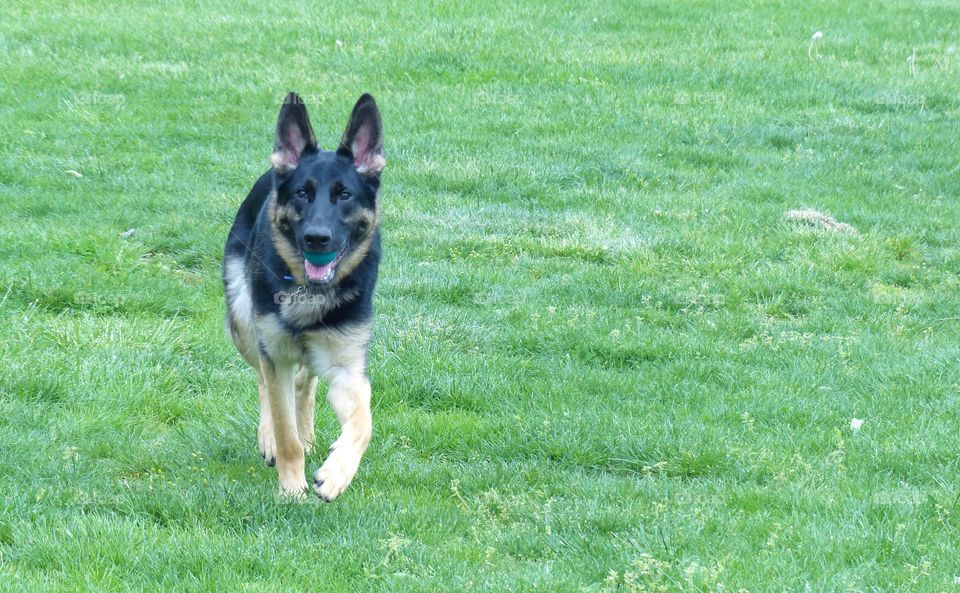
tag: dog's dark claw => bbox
[266,456,276,467]
[314,479,331,502]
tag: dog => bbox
[223,92,385,500]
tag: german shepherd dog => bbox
[223,92,385,500]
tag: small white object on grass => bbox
[936,46,955,70]
[784,208,857,234]
[850,418,864,432]
[66,169,83,178]
[808,31,823,60]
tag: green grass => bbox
[2,0,960,590]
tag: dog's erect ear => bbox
[337,94,385,179]
[271,92,318,175]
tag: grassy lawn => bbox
[2,0,959,590]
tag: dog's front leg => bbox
[294,365,318,451]
[256,369,277,466]
[260,354,307,498]
[313,368,372,502]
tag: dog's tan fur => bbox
[239,311,374,499]
[260,354,306,496]
[268,194,308,286]
[335,206,380,282]
[304,323,372,500]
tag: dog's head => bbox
[269,92,385,286]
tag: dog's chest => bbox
[277,289,336,328]
[257,322,368,379]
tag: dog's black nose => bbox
[303,227,333,251]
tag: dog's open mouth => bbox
[303,250,343,284]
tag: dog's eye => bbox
[338,190,352,201]
[295,189,308,201]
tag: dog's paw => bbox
[258,422,277,466]
[313,446,361,502]
[277,474,309,501]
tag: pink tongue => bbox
[304,259,335,281]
